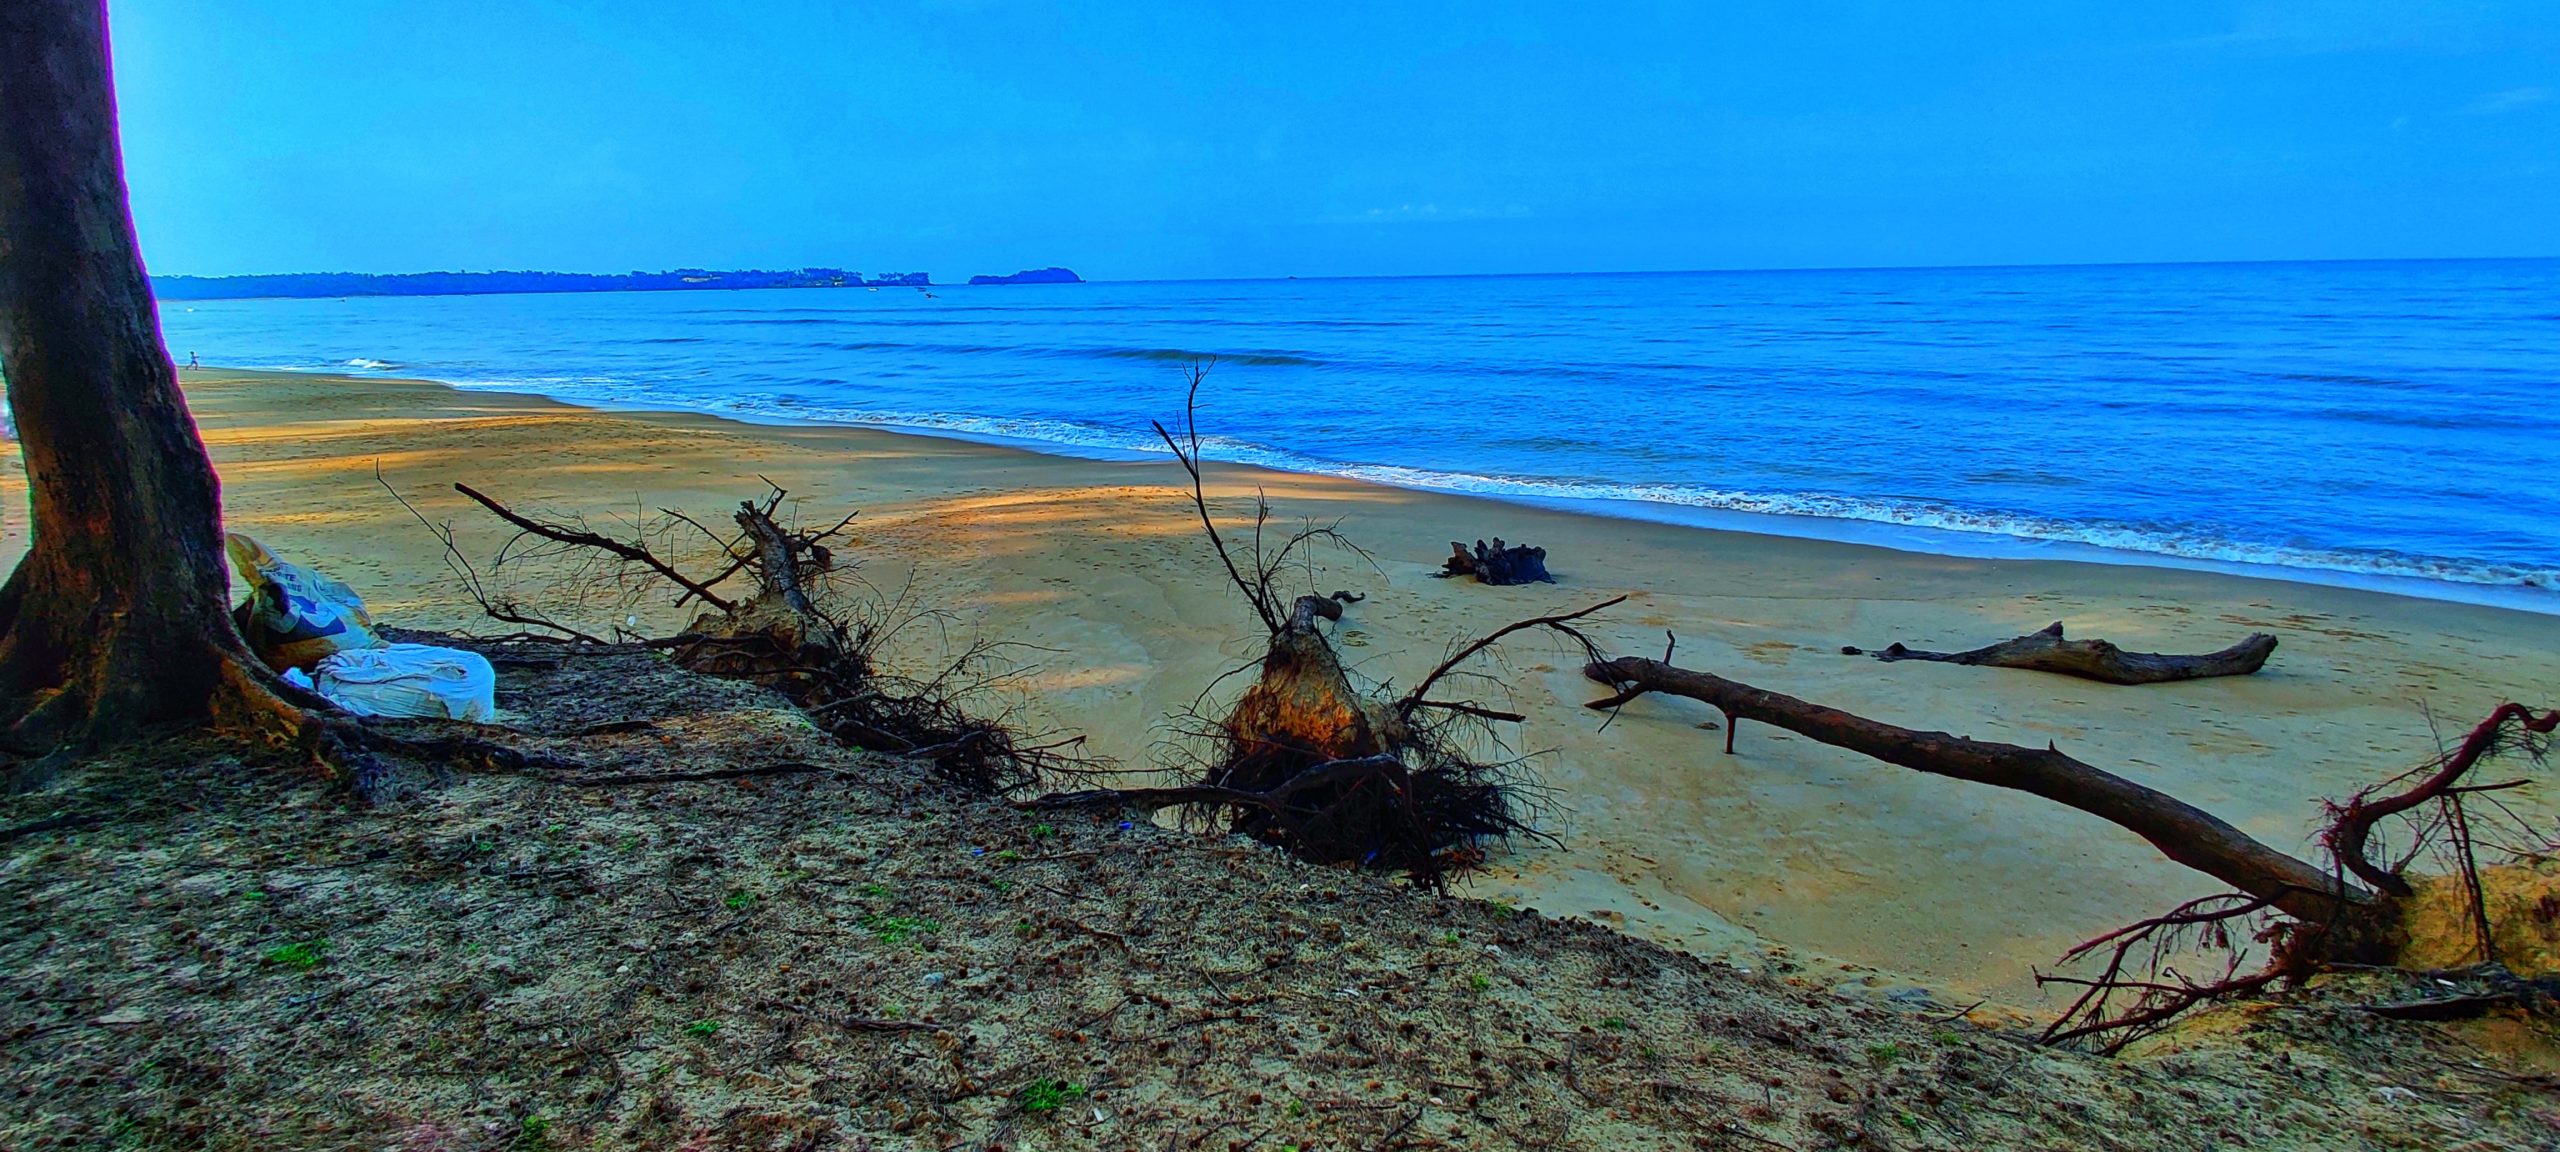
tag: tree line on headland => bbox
[153,265,1085,300]
[150,267,934,300]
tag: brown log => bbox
[1582,655,2366,923]
[1848,621,2275,685]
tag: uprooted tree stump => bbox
[1440,539,1554,585]
[1843,621,2277,685]
[435,480,1075,795]
[1020,365,1611,885]
[1583,651,2558,1050]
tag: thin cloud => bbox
[2465,86,2551,114]
[1325,203,1534,226]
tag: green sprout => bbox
[1468,973,1491,993]
[1866,1041,1902,1065]
[859,914,941,945]
[682,1018,722,1037]
[723,890,756,911]
[1018,1077,1084,1114]
[1031,823,1056,839]
[1601,1016,1630,1031]
[265,939,329,971]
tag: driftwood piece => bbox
[1844,621,2276,685]
[1581,654,2362,923]
[1439,539,1553,585]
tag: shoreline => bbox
[19,366,2560,1012]
[246,360,2560,615]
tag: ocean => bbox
[158,259,2560,612]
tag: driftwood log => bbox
[1844,621,2276,685]
[1440,539,1553,585]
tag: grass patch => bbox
[264,939,328,971]
[1018,1077,1083,1114]
[859,914,941,945]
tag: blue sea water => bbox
[159,259,2560,611]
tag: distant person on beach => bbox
[187,352,199,370]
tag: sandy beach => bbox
[15,367,2557,1011]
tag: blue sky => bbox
[113,2,2560,280]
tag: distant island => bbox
[967,267,1083,286]
[150,268,932,301]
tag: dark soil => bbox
[6,644,2558,1150]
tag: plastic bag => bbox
[227,533,383,672]
[310,643,498,722]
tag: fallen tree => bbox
[1844,621,2277,685]
[1583,651,2557,1049]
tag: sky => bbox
[111,1,2560,281]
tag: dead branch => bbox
[1582,654,2363,922]
[455,482,736,613]
[375,466,605,644]
[1846,621,2277,685]
[1397,595,1624,720]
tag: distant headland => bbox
[967,267,1083,286]
[149,268,933,301]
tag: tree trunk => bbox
[0,0,298,756]
[1850,621,2277,685]
[1583,655,2369,925]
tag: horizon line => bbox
[151,252,2559,287]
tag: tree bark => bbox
[1850,621,2276,685]
[0,0,299,755]
[1582,655,2366,923]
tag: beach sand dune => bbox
[16,368,2555,1011]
